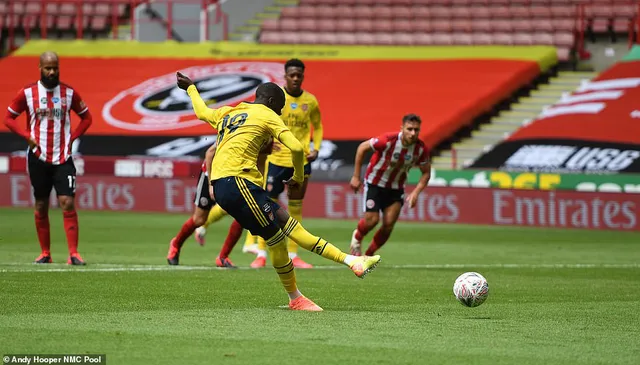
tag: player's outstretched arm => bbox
[278,131,305,183]
[308,104,323,162]
[350,140,373,192]
[176,72,216,124]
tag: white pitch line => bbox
[0,263,639,273]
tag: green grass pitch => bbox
[1,207,639,364]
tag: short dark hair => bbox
[256,82,285,100]
[285,58,305,72]
[402,114,421,124]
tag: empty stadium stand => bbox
[258,0,640,62]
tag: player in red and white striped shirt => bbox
[3,52,92,265]
[349,114,431,256]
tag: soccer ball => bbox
[453,272,489,308]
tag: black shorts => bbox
[213,176,281,240]
[193,171,216,210]
[363,184,404,213]
[264,162,312,198]
[27,151,77,199]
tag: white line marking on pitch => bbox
[0,263,638,273]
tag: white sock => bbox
[288,289,302,301]
[343,255,357,266]
[257,250,267,258]
[288,252,298,260]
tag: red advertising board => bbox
[0,56,539,148]
[1,175,637,231]
[471,61,640,173]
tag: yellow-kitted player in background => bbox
[251,58,323,269]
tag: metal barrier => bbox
[2,0,229,49]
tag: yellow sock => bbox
[244,231,256,246]
[287,199,303,254]
[266,230,297,293]
[203,204,227,228]
[283,217,347,264]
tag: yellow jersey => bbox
[187,86,289,186]
[268,89,322,168]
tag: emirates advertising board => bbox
[1,175,638,232]
[471,61,640,173]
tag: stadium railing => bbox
[2,0,228,51]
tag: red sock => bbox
[365,229,391,256]
[34,211,51,255]
[355,218,372,241]
[173,217,197,249]
[219,220,243,259]
[63,210,79,255]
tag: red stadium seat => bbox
[355,32,376,45]
[393,33,414,45]
[355,19,374,32]
[280,32,301,44]
[613,5,637,20]
[452,0,472,6]
[355,0,377,5]
[354,6,375,19]
[279,19,298,31]
[335,5,355,19]
[491,7,511,19]
[259,32,281,44]
[530,6,552,18]
[492,33,514,45]
[468,0,489,5]
[554,32,575,48]
[452,33,473,45]
[412,19,432,32]
[336,32,357,45]
[391,6,412,19]
[451,7,472,19]
[391,19,413,32]
[10,3,25,15]
[533,19,554,32]
[281,7,301,18]
[90,16,108,31]
[56,15,74,30]
[411,6,431,19]
[373,6,394,19]
[373,19,393,32]
[512,19,533,32]
[468,6,491,18]
[25,3,42,15]
[451,19,472,32]
[552,18,576,32]
[412,33,433,45]
[374,33,395,45]
[471,20,492,32]
[94,4,110,16]
[317,32,338,44]
[550,6,577,19]
[390,0,413,5]
[316,6,339,18]
[430,7,452,18]
[472,33,493,45]
[491,20,513,32]
[513,33,534,45]
[317,19,337,31]
[60,4,77,15]
[432,20,452,32]
[612,19,632,32]
[532,33,554,45]
[298,19,317,32]
[261,19,279,31]
[336,19,356,32]
[432,33,453,45]
[509,7,530,19]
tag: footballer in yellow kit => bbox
[174,72,381,312]
[251,58,323,269]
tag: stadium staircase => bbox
[229,0,288,42]
[430,70,598,170]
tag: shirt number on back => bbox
[217,113,248,144]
